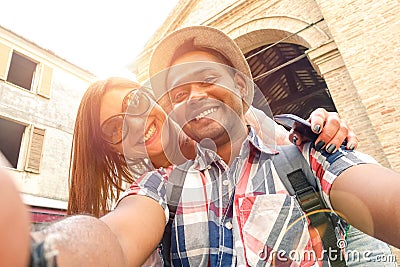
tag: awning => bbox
[29,206,66,223]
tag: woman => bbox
[68,77,196,217]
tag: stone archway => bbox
[228,16,330,52]
[226,17,335,118]
[244,42,336,118]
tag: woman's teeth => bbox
[195,108,217,120]
[144,124,156,142]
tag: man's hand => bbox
[290,108,359,153]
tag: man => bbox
[27,26,399,267]
[118,25,398,266]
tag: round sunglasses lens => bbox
[124,91,151,115]
[101,116,124,144]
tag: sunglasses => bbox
[100,89,152,144]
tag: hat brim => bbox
[148,25,254,105]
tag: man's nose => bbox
[187,84,207,101]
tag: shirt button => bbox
[223,179,229,186]
[225,221,233,229]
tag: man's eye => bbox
[202,76,218,85]
[172,91,187,103]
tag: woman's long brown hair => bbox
[67,77,142,217]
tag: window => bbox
[0,41,53,98]
[0,117,25,168]
[0,117,45,172]
[7,52,37,91]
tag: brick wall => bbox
[314,0,400,171]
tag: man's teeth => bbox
[195,108,217,120]
[144,124,156,142]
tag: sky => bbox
[0,0,179,79]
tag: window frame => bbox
[0,116,45,173]
[0,41,53,99]
[6,50,39,92]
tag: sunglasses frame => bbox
[100,89,152,145]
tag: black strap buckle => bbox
[295,186,328,226]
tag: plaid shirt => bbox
[117,128,374,266]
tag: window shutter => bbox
[37,64,53,98]
[0,42,12,80]
[25,127,45,173]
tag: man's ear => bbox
[234,72,251,113]
[233,72,248,99]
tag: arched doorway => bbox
[244,43,336,118]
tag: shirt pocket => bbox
[238,194,310,266]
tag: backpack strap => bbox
[273,145,317,194]
[273,145,347,267]
[161,160,194,267]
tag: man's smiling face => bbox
[165,50,246,146]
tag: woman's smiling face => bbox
[99,87,167,159]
